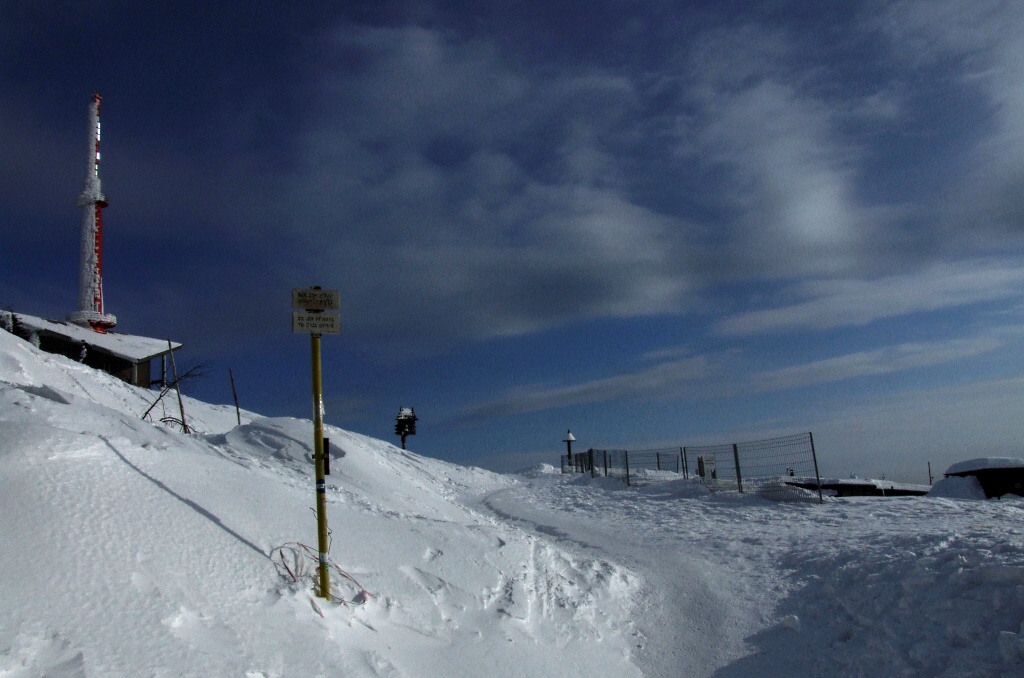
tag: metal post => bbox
[732,443,743,493]
[808,431,824,504]
[604,450,608,477]
[311,333,331,600]
[590,449,595,478]
[682,447,689,479]
[657,452,661,471]
[229,368,241,426]
[625,450,631,487]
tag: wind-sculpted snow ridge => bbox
[0,330,642,677]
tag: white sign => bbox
[292,312,341,334]
[292,288,340,311]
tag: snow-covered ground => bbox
[3,327,1024,677]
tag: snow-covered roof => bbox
[816,477,931,492]
[11,312,181,363]
[944,457,1024,476]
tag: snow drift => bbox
[0,330,639,677]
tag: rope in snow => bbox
[271,541,372,608]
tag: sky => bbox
[3,0,1024,480]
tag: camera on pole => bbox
[395,407,417,449]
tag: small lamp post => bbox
[563,430,575,466]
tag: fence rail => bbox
[562,432,823,502]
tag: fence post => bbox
[625,451,631,487]
[808,432,823,504]
[604,450,608,477]
[682,447,689,479]
[590,449,595,478]
[657,452,661,471]
[733,443,744,493]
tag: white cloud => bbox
[716,258,1024,335]
[878,0,1024,237]
[703,81,860,248]
[278,24,694,342]
[456,353,716,423]
[674,22,909,282]
[456,320,1024,423]
[752,335,1004,392]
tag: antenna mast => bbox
[68,91,117,332]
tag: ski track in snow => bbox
[3,329,1024,676]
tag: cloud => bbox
[751,335,1005,392]
[274,7,1024,347]
[676,23,890,278]
[455,352,716,424]
[456,321,1023,424]
[877,0,1024,239]
[10,2,1024,357]
[716,258,1024,335]
[279,23,693,343]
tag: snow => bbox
[945,457,1024,476]
[3,327,1024,677]
[929,475,988,500]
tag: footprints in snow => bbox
[0,626,85,678]
[396,535,637,646]
[163,606,239,655]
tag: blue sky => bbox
[4,1,1024,480]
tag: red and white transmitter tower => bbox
[68,92,117,332]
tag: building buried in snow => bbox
[1,92,180,387]
[943,458,1024,499]
[3,312,180,388]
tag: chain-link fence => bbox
[561,448,683,481]
[562,432,823,502]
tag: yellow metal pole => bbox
[311,332,331,600]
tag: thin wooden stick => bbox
[167,340,188,433]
